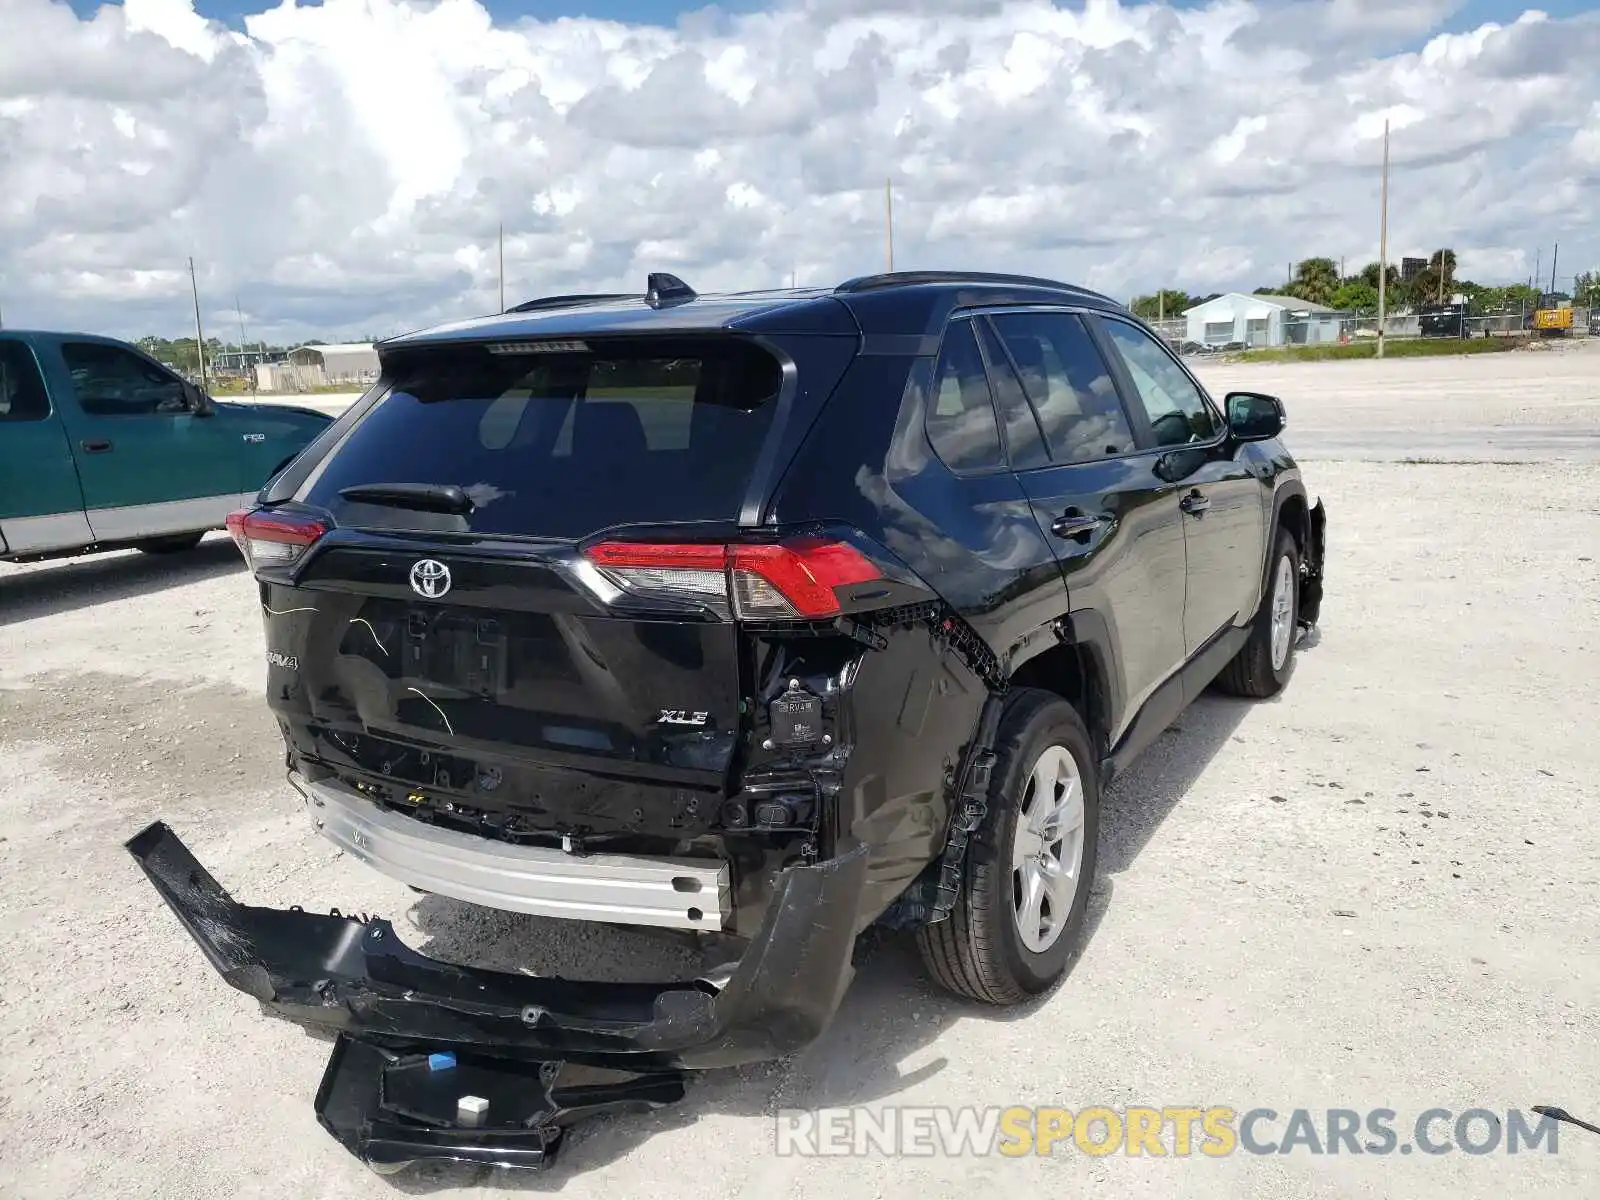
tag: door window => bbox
[925,319,1005,473]
[989,312,1135,463]
[61,342,189,416]
[1099,319,1222,447]
[0,342,50,422]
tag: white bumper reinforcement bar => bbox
[289,774,732,932]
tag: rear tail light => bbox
[226,509,328,573]
[584,538,880,620]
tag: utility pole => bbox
[1376,119,1390,359]
[235,293,254,397]
[1158,290,1165,323]
[498,223,505,313]
[1549,242,1558,295]
[1438,248,1446,304]
[189,256,208,390]
[885,178,895,272]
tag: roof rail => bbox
[503,293,634,314]
[834,270,1112,301]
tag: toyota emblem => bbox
[409,559,452,599]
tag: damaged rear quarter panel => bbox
[762,353,1080,927]
[743,617,988,932]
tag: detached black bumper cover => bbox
[125,822,869,1168]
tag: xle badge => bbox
[658,710,710,727]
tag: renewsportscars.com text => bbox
[773,1106,1563,1158]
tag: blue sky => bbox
[67,0,1594,35]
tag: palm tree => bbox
[1288,258,1340,305]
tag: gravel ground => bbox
[2,346,1597,1198]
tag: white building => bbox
[257,343,379,391]
[1183,293,1344,348]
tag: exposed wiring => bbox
[348,618,388,656]
[406,687,454,736]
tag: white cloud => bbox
[0,0,1596,341]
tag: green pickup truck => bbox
[1,331,334,563]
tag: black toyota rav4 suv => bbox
[131,271,1325,1165]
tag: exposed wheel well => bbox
[1006,642,1108,760]
[1278,492,1308,556]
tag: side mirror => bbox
[1225,391,1284,441]
[185,381,216,417]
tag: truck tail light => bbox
[584,538,880,620]
[226,509,328,573]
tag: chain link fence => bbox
[1153,308,1593,354]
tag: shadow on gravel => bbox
[371,686,1277,1193]
[0,537,243,627]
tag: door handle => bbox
[80,439,114,454]
[1051,510,1111,542]
[1179,490,1210,517]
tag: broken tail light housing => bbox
[227,508,328,573]
[584,538,880,620]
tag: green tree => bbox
[1575,271,1600,308]
[1329,280,1379,313]
[1130,289,1195,321]
[1284,257,1340,305]
[1403,248,1458,307]
[1356,261,1400,293]
[1467,283,1540,313]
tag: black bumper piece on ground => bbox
[314,1035,687,1171]
[125,821,870,1171]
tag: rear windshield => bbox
[298,338,783,538]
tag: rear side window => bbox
[299,339,784,538]
[989,313,1135,463]
[61,342,188,416]
[975,319,1048,470]
[925,320,1004,474]
[0,342,49,422]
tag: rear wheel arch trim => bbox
[1004,614,1118,762]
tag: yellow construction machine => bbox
[1531,293,1574,337]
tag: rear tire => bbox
[916,688,1100,1005]
[135,533,205,555]
[1214,528,1300,699]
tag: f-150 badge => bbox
[657,709,710,726]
